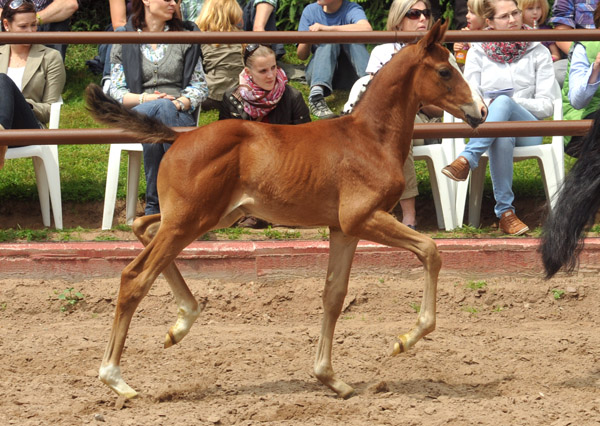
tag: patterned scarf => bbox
[481,25,530,64]
[238,67,288,119]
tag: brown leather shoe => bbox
[442,156,470,181]
[499,210,529,236]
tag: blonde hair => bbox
[196,0,243,32]
[386,0,433,31]
[517,0,549,23]
[467,0,486,18]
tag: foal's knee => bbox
[132,214,161,243]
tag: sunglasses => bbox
[405,9,432,20]
[243,43,267,65]
[8,0,34,9]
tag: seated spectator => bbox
[196,0,244,111]
[108,0,208,216]
[549,0,599,87]
[220,44,310,227]
[239,0,284,58]
[365,0,443,230]
[453,0,486,66]
[0,0,79,61]
[518,0,561,62]
[297,0,372,119]
[562,2,600,157]
[0,0,66,170]
[443,0,555,235]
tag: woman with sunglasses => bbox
[220,44,310,227]
[108,0,208,216]
[442,0,555,235]
[363,0,443,231]
[0,0,66,170]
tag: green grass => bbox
[0,43,563,237]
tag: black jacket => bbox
[219,85,310,125]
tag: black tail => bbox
[541,116,600,278]
[85,83,178,144]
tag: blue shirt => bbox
[298,0,368,53]
[298,0,367,31]
[568,42,600,109]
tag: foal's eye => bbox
[438,68,452,79]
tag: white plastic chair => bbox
[4,99,63,229]
[101,99,204,230]
[344,76,459,230]
[453,82,564,227]
[101,143,143,230]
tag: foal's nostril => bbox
[481,106,488,121]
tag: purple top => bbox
[548,0,599,29]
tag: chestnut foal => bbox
[87,21,486,399]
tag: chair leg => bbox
[429,158,457,230]
[126,151,142,226]
[102,146,123,230]
[32,156,51,227]
[468,158,488,228]
[44,147,63,230]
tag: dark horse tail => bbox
[85,83,178,145]
[541,115,600,278]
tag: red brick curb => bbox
[1,238,600,280]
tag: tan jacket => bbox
[0,44,66,125]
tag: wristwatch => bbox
[175,99,185,111]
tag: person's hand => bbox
[308,23,328,32]
[453,42,465,52]
[593,52,600,73]
[150,91,175,101]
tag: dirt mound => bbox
[1,272,599,425]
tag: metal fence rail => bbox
[0,29,596,145]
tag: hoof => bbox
[339,387,355,399]
[391,335,407,356]
[164,330,176,349]
[99,365,138,399]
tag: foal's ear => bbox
[420,19,448,51]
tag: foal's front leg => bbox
[314,228,359,398]
[347,210,440,354]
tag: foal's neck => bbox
[353,59,422,145]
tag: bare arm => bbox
[109,0,127,29]
[308,19,372,32]
[553,24,573,55]
[37,0,79,24]
[297,19,372,60]
[297,43,311,60]
[253,2,274,31]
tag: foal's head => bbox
[407,20,487,127]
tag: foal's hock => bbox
[87,21,486,399]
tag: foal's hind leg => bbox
[99,225,200,398]
[314,228,359,398]
[132,215,206,348]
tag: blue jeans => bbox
[459,95,542,218]
[133,99,195,215]
[306,44,369,96]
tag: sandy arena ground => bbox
[1,269,600,425]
